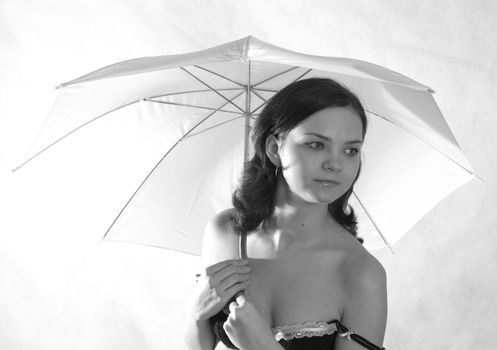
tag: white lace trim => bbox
[271,320,338,341]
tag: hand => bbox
[223,294,278,350]
[188,259,251,322]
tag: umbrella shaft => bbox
[243,64,252,164]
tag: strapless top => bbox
[208,232,385,350]
[211,306,385,350]
[211,308,340,350]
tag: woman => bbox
[183,78,387,350]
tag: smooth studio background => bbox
[1,1,496,349]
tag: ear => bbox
[265,134,281,167]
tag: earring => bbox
[275,166,279,177]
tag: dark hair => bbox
[231,77,367,243]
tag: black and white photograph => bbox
[0,1,495,349]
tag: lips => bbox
[314,179,340,186]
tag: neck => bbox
[264,180,336,239]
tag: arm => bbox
[182,210,246,350]
[182,315,216,350]
[335,254,388,350]
[182,214,221,350]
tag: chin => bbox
[308,193,342,205]
[311,189,348,205]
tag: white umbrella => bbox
[14,36,475,254]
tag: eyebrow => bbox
[303,132,363,144]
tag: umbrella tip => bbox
[243,35,259,46]
[11,162,24,173]
[385,243,395,255]
[474,173,485,183]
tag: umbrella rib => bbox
[20,93,61,165]
[193,65,245,87]
[366,109,476,177]
[144,98,244,115]
[293,68,314,82]
[182,115,245,140]
[250,89,268,103]
[253,66,300,87]
[147,87,244,99]
[102,91,245,240]
[12,100,140,172]
[252,87,279,93]
[351,191,395,254]
[248,68,313,114]
[101,239,200,256]
[249,90,268,115]
[181,67,246,113]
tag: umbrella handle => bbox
[239,232,247,259]
[237,232,247,299]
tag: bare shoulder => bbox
[345,243,386,286]
[337,237,388,348]
[200,208,240,267]
[334,228,386,287]
[340,243,387,303]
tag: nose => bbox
[322,151,342,172]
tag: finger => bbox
[217,267,251,289]
[223,280,250,300]
[236,293,246,305]
[205,259,248,275]
[228,300,238,314]
[206,261,250,286]
[222,320,232,335]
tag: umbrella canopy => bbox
[15,36,475,254]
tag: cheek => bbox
[280,160,314,188]
[280,148,313,170]
[344,161,361,183]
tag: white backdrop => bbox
[1,1,496,349]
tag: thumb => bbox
[237,293,263,310]
[235,293,246,305]
[234,289,245,300]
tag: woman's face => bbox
[277,107,363,205]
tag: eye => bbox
[345,147,360,156]
[306,142,324,150]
